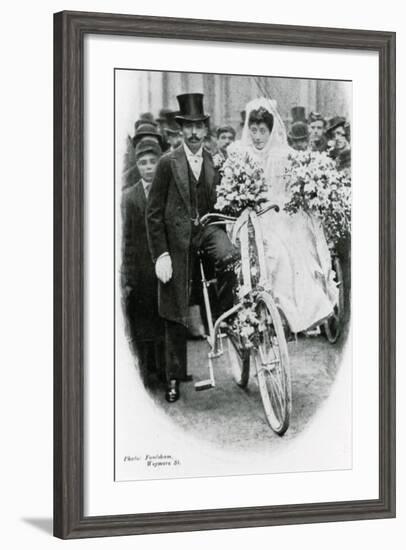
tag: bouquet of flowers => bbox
[214,150,268,216]
[227,236,265,349]
[283,150,351,247]
[228,292,266,350]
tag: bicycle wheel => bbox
[252,292,291,435]
[225,329,250,388]
[324,256,344,344]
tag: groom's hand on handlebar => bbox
[155,253,173,283]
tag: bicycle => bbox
[194,204,292,436]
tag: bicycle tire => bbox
[225,330,250,388]
[324,256,344,344]
[253,292,291,435]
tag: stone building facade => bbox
[124,69,351,133]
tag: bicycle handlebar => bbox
[200,213,237,225]
[259,203,280,215]
[200,204,280,227]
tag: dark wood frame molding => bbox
[54,10,396,539]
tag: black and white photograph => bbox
[115,69,352,481]
[0,0,399,545]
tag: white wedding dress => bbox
[229,98,338,333]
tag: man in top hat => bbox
[146,92,239,403]
[288,120,309,151]
[308,111,328,152]
[121,137,165,389]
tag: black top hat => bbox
[291,106,307,123]
[175,93,209,123]
[132,122,162,147]
[288,121,309,141]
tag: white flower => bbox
[215,197,228,211]
[240,325,254,338]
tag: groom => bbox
[146,93,238,403]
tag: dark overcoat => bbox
[146,146,217,326]
[121,181,163,342]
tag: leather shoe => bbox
[165,379,180,403]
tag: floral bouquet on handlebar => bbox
[228,289,274,350]
[213,150,273,350]
[214,150,268,216]
[283,150,351,249]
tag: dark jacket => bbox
[146,145,218,325]
[121,181,162,341]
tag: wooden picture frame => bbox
[54,10,396,539]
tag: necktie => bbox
[189,155,201,180]
[145,183,151,197]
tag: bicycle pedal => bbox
[195,380,215,391]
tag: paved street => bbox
[148,329,348,449]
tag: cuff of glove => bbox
[157,251,170,261]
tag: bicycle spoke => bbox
[267,375,284,420]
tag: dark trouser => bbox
[164,321,188,382]
[195,224,240,319]
[165,225,240,382]
[134,339,165,387]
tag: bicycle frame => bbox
[195,258,243,390]
[195,205,279,391]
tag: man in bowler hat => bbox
[156,108,173,152]
[164,111,184,151]
[122,121,163,190]
[146,93,239,403]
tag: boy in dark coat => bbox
[121,138,165,388]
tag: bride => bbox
[228,98,338,333]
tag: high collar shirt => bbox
[183,143,203,181]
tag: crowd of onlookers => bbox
[286,106,351,175]
[122,104,351,191]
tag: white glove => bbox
[155,254,173,284]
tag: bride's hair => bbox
[248,107,274,133]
